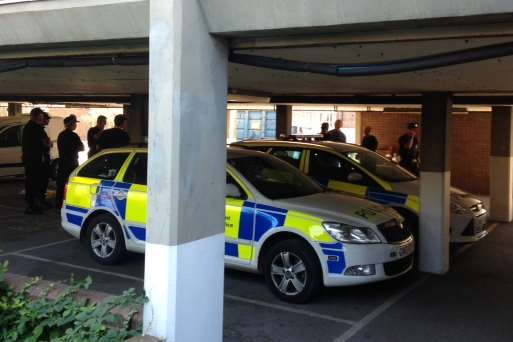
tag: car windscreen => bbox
[228,155,322,200]
[344,150,417,182]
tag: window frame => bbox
[77,151,131,181]
[122,152,148,185]
[268,147,304,169]
[308,149,381,188]
[0,125,22,148]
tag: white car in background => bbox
[0,115,62,177]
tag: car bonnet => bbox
[271,192,400,228]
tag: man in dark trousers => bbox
[22,108,50,214]
[87,115,107,158]
[398,122,420,175]
[56,115,84,208]
[39,112,53,209]
[325,119,347,143]
[98,114,130,150]
[361,126,378,151]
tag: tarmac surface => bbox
[1,178,511,341]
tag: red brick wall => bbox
[361,111,490,195]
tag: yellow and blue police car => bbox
[61,147,414,302]
[232,140,488,243]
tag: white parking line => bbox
[225,294,357,325]
[333,222,500,342]
[333,275,429,342]
[10,253,145,283]
[0,204,24,211]
[0,238,76,257]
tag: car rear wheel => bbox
[86,214,126,265]
[263,239,322,303]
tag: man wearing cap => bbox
[56,114,84,208]
[22,107,51,214]
[398,122,420,175]
[98,114,130,150]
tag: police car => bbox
[61,147,414,302]
[232,140,489,243]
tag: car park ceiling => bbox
[1,36,513,97]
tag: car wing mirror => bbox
[226,183,242,198]
[347,171,363,183]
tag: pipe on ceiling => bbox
[229,41,513,76]
[0,55,149,74]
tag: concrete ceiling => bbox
[1,36,513,98]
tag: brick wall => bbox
[361,111,490,195]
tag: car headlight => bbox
[322,222,381,244]
[450,202,468,214]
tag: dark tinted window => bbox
[309,150,378,187]
[0,125,21,147]
[123,153,147,185]
[270,148,302,168]
[78,153,129,180]
[228,155,321,200]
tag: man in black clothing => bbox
[98,114,130,150]
[320,122,329,140]
[56,115,84,208]
[325,119,347,143]
[39,112,53,209]
[87,115,106,158]
[22,108,50,214]
[398,122,420,175]
[361,126,379,151]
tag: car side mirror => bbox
[226,183,243,198]
[347,171,363,183]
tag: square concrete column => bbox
[490,106,513,222]
[145,0,228,341]
[276,104,292,138]
[123,95,148,144]
[7,103,22,116]
[419,93,452,274]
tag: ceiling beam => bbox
[270,95,513,105]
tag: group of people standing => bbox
[360,122,420,175]
[319,119,420,175]
[22,109,130,214]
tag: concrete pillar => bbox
[276,104,292,138]
[144,0,228,341]
[490,106,513,222]
[7,103,22,116]
[123,95,148,144]
[419,93,452,274]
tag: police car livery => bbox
[61,147,414,302]
[232,140,489,243]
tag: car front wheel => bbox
[264,239,322,303]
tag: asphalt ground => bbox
[0,178,511,341]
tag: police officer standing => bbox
[398,122,420,175]
[325,119,347,143]
[98,114,130,150]
[39,112,53,208]
[56,115,84,208]
[22,108,51,214]
[87,115,107,158]
[361,126,378,151]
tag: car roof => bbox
[232,139,365,154]
[94,146,264,159]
